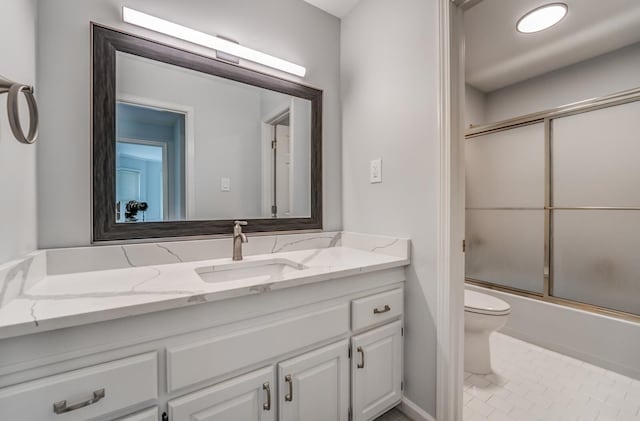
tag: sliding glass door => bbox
[465,91,640,319]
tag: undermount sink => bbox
[195,258,307,283]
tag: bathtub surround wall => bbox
[36,0,342,247]
[341,0,440,416]
[0,0,38,264]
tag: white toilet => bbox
[464,289,511,374]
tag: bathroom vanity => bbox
[0,232,409,421]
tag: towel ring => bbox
[0,77,39,144]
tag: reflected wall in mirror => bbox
[93,25,322,241]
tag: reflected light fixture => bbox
[516,3,568,33]
[122,7,307,77]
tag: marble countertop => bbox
[0,232,409,340]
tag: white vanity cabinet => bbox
[169,366,275,421]
[351,321,403,421]
[168,340,351,421]
[0,268,406,421]
[278,340,350,421]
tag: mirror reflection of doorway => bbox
[267,110,291,218]
[115,102,186,222]
[116,142,165,222]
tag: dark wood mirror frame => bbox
[92,24,322,242]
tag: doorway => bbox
[263,109,292,218]
[115,102,186,222]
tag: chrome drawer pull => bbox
[262,382,271,410]
[373,304,391,314]
[53,388,105,414]
[285,374,293,402]
[357,346,365,369]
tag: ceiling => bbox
[303,0,361,18]
[465,0,640,92]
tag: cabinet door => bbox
[352,321,403,421]
[169,366,275,421]
[278,340,350,421]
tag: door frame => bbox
[436,0,467,420]
[260,103,292,217]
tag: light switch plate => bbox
[221,177,231,192]
[370,159,382,183]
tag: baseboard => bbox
[397,397,436,421]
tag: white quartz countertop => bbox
[0,239,409,340]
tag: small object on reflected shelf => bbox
[0,74,39,144]
[125,200,148,222]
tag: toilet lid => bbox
[464,290,511,316]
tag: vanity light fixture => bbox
[122,7,307,77]
[516,3,568,34]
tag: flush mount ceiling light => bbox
[122,7,306,77]
[516,3,568,34]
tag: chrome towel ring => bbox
[0,75,39,144]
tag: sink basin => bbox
[195,258,307,283]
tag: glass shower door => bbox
[551,100,640,314]
[465,123,546,294]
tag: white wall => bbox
[36,0,341,247]
[485,42,640,123]
[464,84,486,128]
[0,0,38,264]
[341,0,439,416]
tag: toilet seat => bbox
[464,290,511,316]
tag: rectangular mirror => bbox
[93,25,322,241]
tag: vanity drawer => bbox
[0,352,158,421]
[351,288,403,331]
[167,303,349,392]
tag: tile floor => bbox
[464,333,640,421]
[375,407,412,421]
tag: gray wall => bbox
[0,0,38,264]
[341,0,439,416]
[36,0,341,247]
[485,42,640,123]
[465,84,487,128]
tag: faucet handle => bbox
[234,220,248,226]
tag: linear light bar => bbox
[122,7,306,77]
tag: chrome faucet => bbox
[232,221,248,261]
